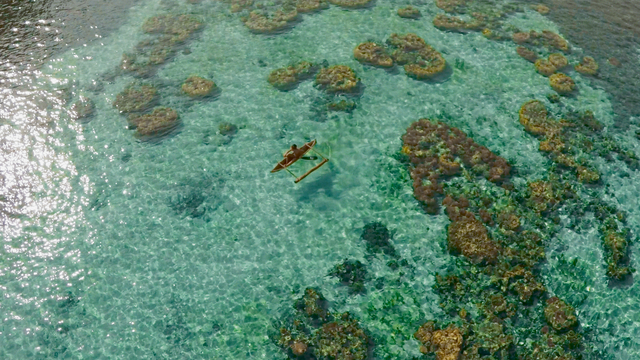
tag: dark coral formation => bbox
[328,259,368,294]
[268,61,317,90]
[218,122,238,136]
[401,118,510,213]
[360,222,397,258]
[275,288,371,359]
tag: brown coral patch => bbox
[130,107,180,138]
[397,6,421,19]
[448,216,499,264]
[544,297,578,331]
[415,322,463,360]
[353,42,394,68]
[435,0,467,13]
[549,73,576,94]
[242,10,298,33]
[534,58,557,76]
[402,119,510,213]
[548,53,568,69]
[315,65,359,93]
[433,14,470,32]
[541,30,569,51]
[516,47,538,62]
[296,0,329,13]
[328,0,372,8]
[113,84,158,113]
[182,76,216,97]
[575,56,598,75]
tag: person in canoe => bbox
[271,140,329,183]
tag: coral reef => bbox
[268,61,317,90]
[275,289,371,359]
[544,297,578,331]
[296,0,329,12]
[548,53,568,69]
[549,73,576,94]
[516,46,538,62]
[401,118,510,212]
[574,56,598,75]
[328,259,368,294]
[353,42,394,68]
[113,84,158,113]
[182,76,217,97]
[541,30,569,52]
[315,65,359,93]
[511,30,570,52]
[527,180,559,213]
[433,13,484,32]
[315,313,369,359]
[602,225,635,279]
[414,322,463,360]
[516,100,638,280]
[129,107,180,139]
[120,14,202,77]
[242,9,298,33]
[518,100,598,182]
[534,58,557,77]
[404,48,447,80]
[435,0,468,13]
[229,0,253,13]
[534,4,550,14]
[386,33,446,79]
[142,14,202,36]
[397,6,421,19]
[328,0,373,8]
[445,204,500,264]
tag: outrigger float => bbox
[271,140,329,183]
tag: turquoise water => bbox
[2,0,640,358]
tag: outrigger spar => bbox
[271,140,329,183]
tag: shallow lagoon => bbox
[2,0,640,358]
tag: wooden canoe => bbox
[271,140,317,173]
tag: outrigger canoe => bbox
[271,140,329,183]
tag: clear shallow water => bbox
[1,0,640,359]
